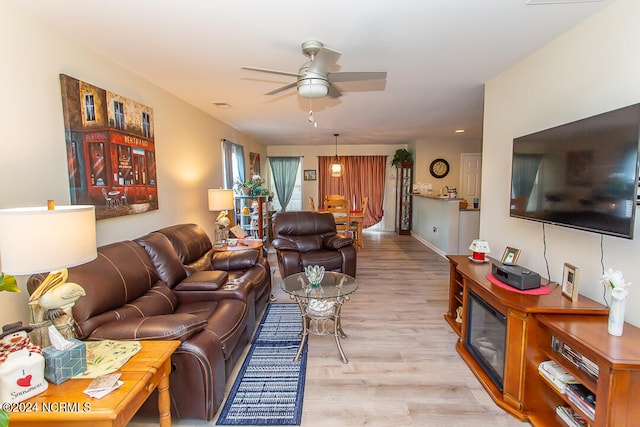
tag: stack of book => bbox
[538,360,579,393]
[552,336,599,380]
[565,383,596,421]
[556,406,590,427]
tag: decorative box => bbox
[0,349,48,403]
[42,338,86,384]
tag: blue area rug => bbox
[216,303,307,426]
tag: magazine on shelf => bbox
[556,405,590,427]
[565,383,595,421]
[538,360,579,393]
[553,337,599,380]
[539,367,565,393]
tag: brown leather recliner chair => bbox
[271,211,357,278]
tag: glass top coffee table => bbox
[281,271,358,363]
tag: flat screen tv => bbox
[510,103,640,239]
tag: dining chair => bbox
[325,198,350,232]
[308,196,316,212]
[326,194,344,201]
[349,196,368,251]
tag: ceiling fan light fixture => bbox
[298,78,329,99]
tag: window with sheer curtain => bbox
[269,156,302,211]
[222,139,245,189]
[318,155,387,228]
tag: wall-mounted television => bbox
[510,103,640,239]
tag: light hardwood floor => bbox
[131,231,526,427]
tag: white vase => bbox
[608,298,626,336]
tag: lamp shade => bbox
[0,205,97,275]
[208,189,234,211]
[330,159,343,177]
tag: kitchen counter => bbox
[411,195,479,256]
[411,193,464,201]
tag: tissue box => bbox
[42,338,86,384]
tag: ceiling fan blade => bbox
[308,46,342,74]
[241,66,301,78]
[264,82,297,96]
[328,71,387,83]
[327,84,343,98]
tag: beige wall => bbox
[0,2,265,326]
[413,138,482,195]
[482,0,640,326]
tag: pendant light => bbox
[330,133,343,177]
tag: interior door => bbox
[460,153,482,206]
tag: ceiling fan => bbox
[242,40,387,99]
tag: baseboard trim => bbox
[411,233,448,258]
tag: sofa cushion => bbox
[174,270,228,292]
[211,250,258,271]
[66,241,161,334]
[300,250,345,272]
[272,211,338,252]
[176,299,247,360]
[135,232,187,287]
[75,281,177,338]
[156,224,213,269]
[88,313,207,342]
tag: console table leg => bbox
[158,373,172,427]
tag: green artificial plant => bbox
[391,148,413,167]
[0,272,19,293]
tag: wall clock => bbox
[429,158,450,178]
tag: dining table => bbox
[348,209,364,252]
[318,196,364,252]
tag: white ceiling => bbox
[11,0,613,146]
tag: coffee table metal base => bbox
[289,294,351,364]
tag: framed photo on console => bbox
[561,263,580,302]
[501,247,521,265]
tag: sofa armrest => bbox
[211,250,258,270]
[324,234,354,250]
[88,314,207,342]
[271,238,298,251]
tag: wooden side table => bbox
[213,238,263,253]
[6,340,180,427]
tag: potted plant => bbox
[233,175,264,196]
[391,149,413,167]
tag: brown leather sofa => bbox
[271,211,357,278]
[27,224,271,421]
[136,223,272,330]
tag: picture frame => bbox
[500,247,521,265]
[561,263,580,302]
[304,169,316,181]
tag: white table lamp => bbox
[208,189,234,245]
[0,202,97,346]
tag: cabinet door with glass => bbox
[234,195,268,241]
[395,161,413,235]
